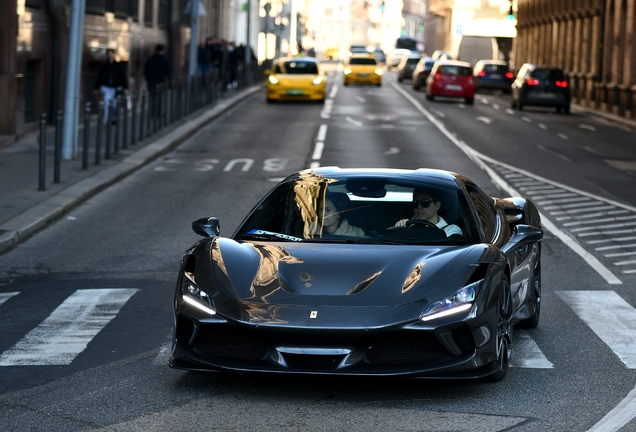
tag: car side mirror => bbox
[192,217,220,238]
[501,224,542,255]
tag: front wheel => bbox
[485,275,512,382]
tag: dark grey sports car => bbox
[169,168,543,381]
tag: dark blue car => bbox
[473,60,513,93]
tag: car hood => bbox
[204,238,477,307]
[273,74,319,86]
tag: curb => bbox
[0,85,263,256]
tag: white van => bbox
[456,36,500,67]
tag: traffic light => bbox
[508,1,514,19]
[418,21,424,31]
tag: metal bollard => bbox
[122,93,129,149]
[113,95,120,154]
[38,113,47,191]
[139,90,146,140]
[54,109,62,183]
[82,102,91,169]
[131,91,137,145]
[105,99,114,159]
[95,101,104,165]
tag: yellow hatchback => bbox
[266,57,326,103]
[343,54,383,86]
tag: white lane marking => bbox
[492,104,500,110]
[0,289,138,366]
[312,142,324,160]
[505,108,515,115]
[321,98,333,119]
[537,144,573,162]
[558,133,569,140]
[384,147,400,155]
[588,385,636,432]
[476,116,492,124]
[317,124,328,141]
[579,124,597,132]
[391,82,623,285]
[511,330,554,369]
[309,161,320,169]
[522,116,532,122]
[355,96,366,103]
[557,291,636,368]
[0,292,19,306]
[154,341,172,365]
[346,116,363,127]
[538,123,547,130]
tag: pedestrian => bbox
[227,42,239,88]
[143,44,172,119]
[94,48,128,124]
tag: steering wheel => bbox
[406,220,440,229]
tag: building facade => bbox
[0,0,253,146]
[515,0,636,120]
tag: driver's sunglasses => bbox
[411,199,435,209]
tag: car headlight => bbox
[312,76,324,85]
[419,280,482,322]
[375,69,383,76]
[344,68,352,75]
[181,271,216,315]
[268,75,279,85]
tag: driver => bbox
[395,189,462,237]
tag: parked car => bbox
[425,60,475,105]
[473,60,514,92]
[343,54,383,86]
[386,49,413,70]
[373,47,386,64]
[265,57,326,103]
[431,50,453,60]
[412,57,436,90]
[397,53,423,82]
[511,64,571,113]
[170,167,543,381]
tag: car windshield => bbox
[349,58,377,66]
[406,58,420,65]
[233,174,475,246]
[276,61,319,74]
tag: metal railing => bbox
[38,63,265,189]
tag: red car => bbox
[425,60,475,105]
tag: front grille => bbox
[365,333,453,365]
[194,327,268,361]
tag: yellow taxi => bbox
[343,53,383,86]
[265,57,326,103]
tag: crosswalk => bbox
[2,287,636,370]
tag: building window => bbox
[144,0,154,26]
[158,0,169,28]
[86,0,106,14]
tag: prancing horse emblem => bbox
[310,311,318,318]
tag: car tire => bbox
[426,93,433,101]
[413,82,420,91]
[466,97,474,105]
[564,105,570,114]
[511,98,516,109]
[398,77,403,83]
[519,254,541,329]
[485,275,513,383]
[266,98,275,104]
[344,82,349,87]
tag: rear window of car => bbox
[530,69,565,80]
[438,65,472,76]
[406,58,420,65]
[349,58,378,66]
[484,64,508,73]
[277,61,319,74]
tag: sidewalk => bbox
[0,84,262,255]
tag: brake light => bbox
[477,71,486,77]
[526,77,539,85]
[556,80,568,88]
[505,72,513,79]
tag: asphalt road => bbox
[1,66,636,431]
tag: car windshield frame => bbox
[232,174,477,246]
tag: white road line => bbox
[557,291,636,368]
[606,251,636,257]
[0,288,137,366]
[588,387,636,431]
[346,116,363,127]
[0,292,19,306]
[317,124,328,141]
[391,82,623,285]
[312,142,324,160]
[596,243,636,251]
[511,330,554,369]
